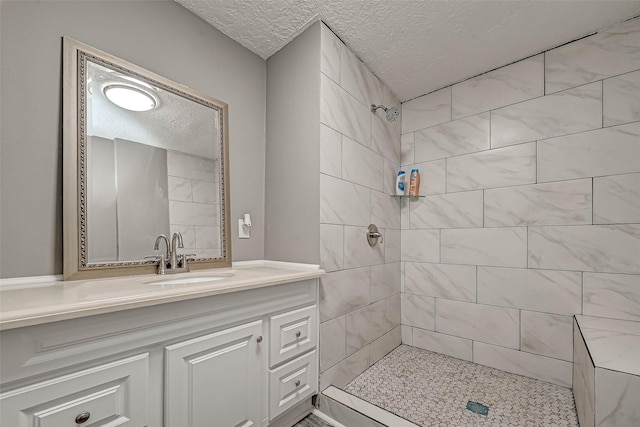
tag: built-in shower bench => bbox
[573,315,640,427]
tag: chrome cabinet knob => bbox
[75,411,91,424]
[256,336,263,343]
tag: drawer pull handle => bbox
[295,380,301,387]
[75,411,91,424]
[256,335,263,343]
[295,331,301,338]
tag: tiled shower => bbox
[318,14,639,418]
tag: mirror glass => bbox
[63,38,231,280]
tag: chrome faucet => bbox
[147,232,191,275]
[145,234,169,274]
[170,232,184,271]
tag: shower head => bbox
[371,104,399,122]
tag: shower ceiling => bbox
[175,0,640,102]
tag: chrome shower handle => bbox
[366,224,383,247]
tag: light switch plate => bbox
[238,219,250,239]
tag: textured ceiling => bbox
[176,0,640,102]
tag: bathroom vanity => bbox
[0,263,323,426]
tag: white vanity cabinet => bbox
[0,276,319,427]
[165,320,264,427]
[0,353,149,427]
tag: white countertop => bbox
[0,261,324,331]
[575,315,640,376]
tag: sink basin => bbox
[145,273,235,286]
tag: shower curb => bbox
[318,386,420,427]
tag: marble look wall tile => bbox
[441,227,527,268]
[583,273,640,321]
[436,299,520,348]
[473,342,572,387]
[371,262,401,302]
[320,23,341,83]
[386,294,401,328]
[320,316,346,372]
[521,311,573,361]
[604,69,640,126]
[410,190,483,229]
[412,328,473,361]
[401,294,435,331]
[400,133,415,166]
[446,142,536,192]
[404,262,476,302]
[321,74,371,146]
[415,113,490,162]
[401,87,451,133]
[346,300,394,355]
[320,174,370,226]
[538,122,640,182]
[401,229,440,263]
[319,346,369,390]
[403,160,446,196]
[573,320,595,427]
[342,136,384,191]
[168,176,192,202]
[319,267,370,322]
[528,224,640,274]
[595,367,640,426]
[370,326,402,366]
[491,82,602,149]
[169,201,217,226]
[168,151,216,182]
[344,226,385,269]
[192,180,219,204]
[195,226,219,248]
[372,115,401,164]
[594,173,640,224]
[383,228,401,263]
[477,267,582,315]
[340,43,383,109]
[400,200,409,229]
[401,325,413,345]
[484,179,592,227]
[452,54,544,119]
[320,124,342,178]
[383,159,399,196]
[320,224,343,272]
[371,191,400,229]
[545,18,640,93]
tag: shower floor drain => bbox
[466,401,489,416]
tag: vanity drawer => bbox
[269,350,318,420]
[269,305,317,366]
[0,353,148,427]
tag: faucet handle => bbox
[180,253,197,271]
[145,254,166,275]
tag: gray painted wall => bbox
[264,23,321,264]
[0,0,266,277]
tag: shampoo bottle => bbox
[409,169,420,196]
[396,171,406,195]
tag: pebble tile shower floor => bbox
[343,345,579,427]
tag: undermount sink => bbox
[145,273,235,286]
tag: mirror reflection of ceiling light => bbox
[103,85,156,112]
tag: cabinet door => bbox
[165,320,263,427]
[0,353,149,427]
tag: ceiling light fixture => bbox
[103,84,156,112]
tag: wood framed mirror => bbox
[63,37,231,280]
